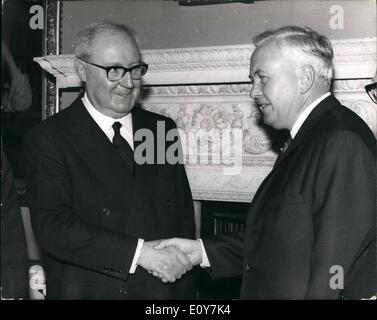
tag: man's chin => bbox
[262,115,275,129]
[116,105,134,115]
[112,97,136,111]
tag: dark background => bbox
[1,0,43,179]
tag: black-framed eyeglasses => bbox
[365,82,377,104]
[80,59,148,82]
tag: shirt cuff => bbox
[129,238,144,274]
[198,239,211,268]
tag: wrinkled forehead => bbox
[250,42,277,71]
[249,41,294,75]
[89,30,140,61]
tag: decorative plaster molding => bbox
[186,165,271,202]
[34,38,376,88]
[142,98,275,157]
[144,83,252,96]
[332,79,372,92]
[332,38,377,79]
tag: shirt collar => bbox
[82,93,133,136]
[290,92,331,139]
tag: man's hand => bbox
[154,238,203,266]
[137,241,193,283]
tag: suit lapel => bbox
[131,106,159,179]
[63,98,134,208]
[131,106,145,151]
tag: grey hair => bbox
[74,20,140,60]
[253,26,334,86]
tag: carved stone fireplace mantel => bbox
[34,38,377,203]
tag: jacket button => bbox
[246,264,251,271]
[165,200,173,207]
[102,208,111,215]
[119,288,127,295]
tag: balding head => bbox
[74,20,140,61]
[254,26,334,87]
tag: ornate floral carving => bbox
[242,106,272,154]
[192,104,231,130]
[333,79,373,92]
[142,99,274,157]
[175,106,192,131]
[230,104,244,128]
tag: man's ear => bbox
[299,65,315,93]
[75,58,87,82]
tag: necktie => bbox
[280,136,292,154]
[112,122,134,175]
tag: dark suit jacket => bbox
[204,95,376,299]
[1,151,28,299]
[24,98,196,299]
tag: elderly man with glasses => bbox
[23,21,196,299]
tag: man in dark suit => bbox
[155,26,376,299]
[24,21,196,299]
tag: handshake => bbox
[136,238,203,283]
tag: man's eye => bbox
[108,67,124,78]
[260,76,268,84]
[110,67,123,74]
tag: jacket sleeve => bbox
[24,127,138,281]
[305,130,376,299]
[169,119,196,240]
[202,232,245,279]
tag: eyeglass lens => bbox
[107,65,147,81]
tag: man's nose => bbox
[119,72,134,88]
[249,82,262,99]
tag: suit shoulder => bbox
[316,105,376,155]
[320,104,375,138]
[25,101,79,141]
[135,107,177,127]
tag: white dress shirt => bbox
[199,92,331,268]
[82,94,134,149]
[290,92,331,139]
[82,94,143,273]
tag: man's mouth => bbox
[113,92,131,97]
[257,103,270,111]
